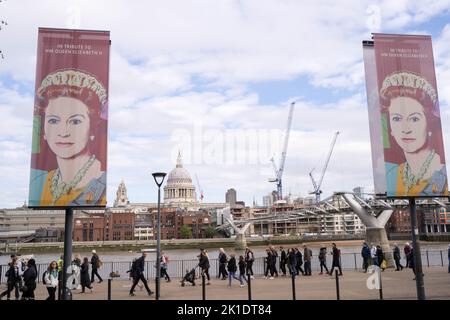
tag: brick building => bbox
[179,210,212,239]
[105,208,135,241]
[73,211,105,242]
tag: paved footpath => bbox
[2,267,449,300]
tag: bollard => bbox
[201,272,206,300]
[440,250,443,267]
[426,251,430,268]
[58,280,62,300]
[354,253,357,270]
[247,274,252,301]
[291,272,296,300]
[0,265,2,285]
[379,270,383,300]
[335,270,340,300]
[181,260,184,278]
[108,278,112,300]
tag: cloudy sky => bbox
[1,0,450,208]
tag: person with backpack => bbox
[0,257,21,300]
[160,251,171,282]
[329,243,343,276]
[244,247,255,279]
[303,244,312,276]
[361,243,371,273]
[319,245,329,275]
[43,261,59,300]
[90,250,103,283]
[80,257,93,293]
[129,252,153,296]
[21,258,37,300]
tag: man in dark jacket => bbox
[288,248,297,278]
[129,252,153,296]
[0,257,20,300]
[361,243,371,273]
[404,243,412,268]
[270,246,279,277]
[90,250,103,283]
[303,244,312,276]
[295,248,304,275]
[264,248,275,279]
[218,248,228,280]
[279,247,287,276]
[393,244,403,271]
[319,245,329,275]
[329,243,343,276]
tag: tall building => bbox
[263,194,273,207]
[163,151,197,207]
[225,188,237,206]
[352,186,364,198]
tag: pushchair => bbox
[181,265,198,287]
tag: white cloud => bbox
[1,1,450,207]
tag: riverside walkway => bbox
[5,267,449,300]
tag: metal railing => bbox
[1,250,448,284]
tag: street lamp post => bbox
[152,172,166,300]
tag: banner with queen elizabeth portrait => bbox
[28,28,110,207]
[363,34,448,198]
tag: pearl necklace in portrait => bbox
[50,155,96,205]
[402,149,435,193]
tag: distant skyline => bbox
[1,1,450,208]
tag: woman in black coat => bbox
[80,257,93,293]
[198,249,211,285]
[21,258,37,300]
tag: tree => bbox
[180,225,192,239]
[204,226,216,239]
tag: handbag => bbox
[380,259,387,269]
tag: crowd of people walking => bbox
[1,242,449,299]
[0,250,104,300]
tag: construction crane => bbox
[309,131,339,203]
[195,173,204,202]
[269,101,295,200]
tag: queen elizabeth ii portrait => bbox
[29,69,108,206]
[380,71,448,197]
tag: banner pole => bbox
[62,207,74,300]
[409,198,426,300]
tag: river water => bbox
[1,241,448,265]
